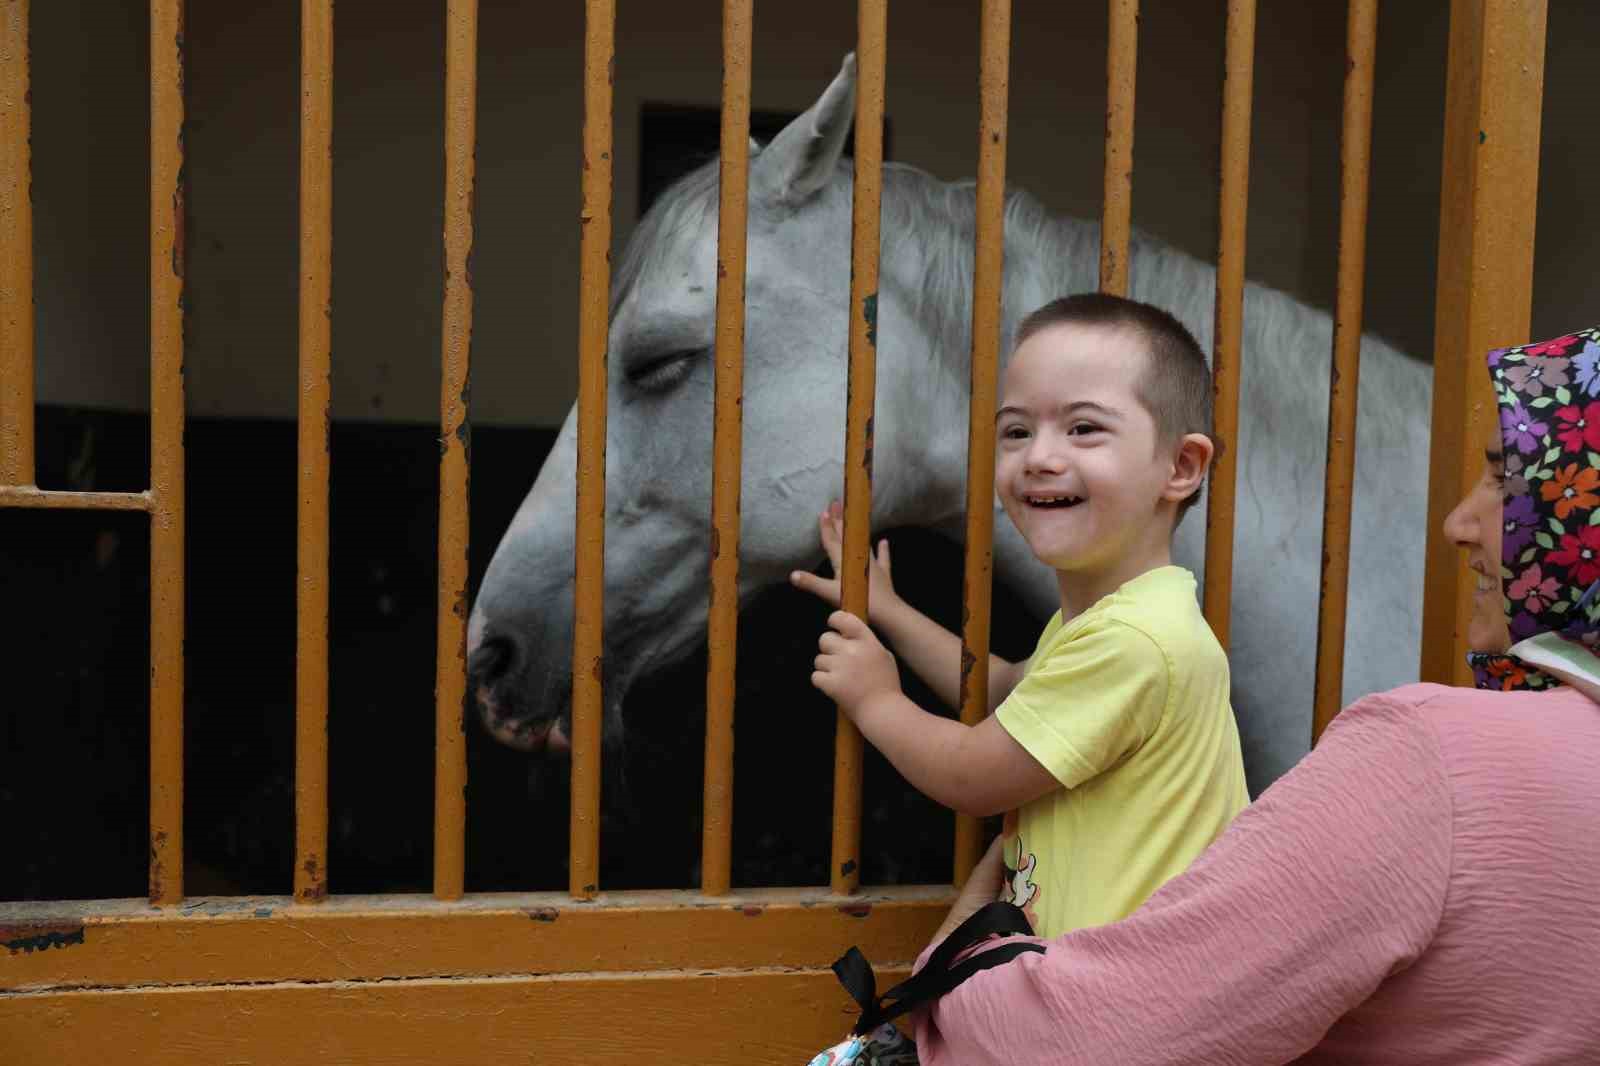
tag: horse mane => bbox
[611,152,1105,378]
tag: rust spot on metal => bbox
[709,526,721,560]
[837,902,872,919]
[301,856,327,900]
[2,923,85,955]
[840,859,857,878]
[862,292,877,347]
[740,905,764,917]
[991,131,1000,144]
[591,655,603,682]
[717,260,727,280]
[525,907,560,922]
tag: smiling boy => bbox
[798,293,1248,936]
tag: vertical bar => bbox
[832,0,887,897]
[1421,0,1546,686]
[700,0,753,899]
[0,0,33,487]
[570,0,614,902]
[148,0,186,906]
[1098,0,1137,296]
[295,0,332,903]
[953,0,1011,888]
[434,0,478,902]
[1201,0,1256,647]
[1311,0,1377,744]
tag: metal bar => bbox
[700,0,753,899]
[1311,0,1377,744]
[1,0,33,487]
[1098,0,1137,296]
[0,487,152,510]
[434,0,478,902]
[570,0,614,902]
[832,0,887,897]
[295,0,332,903]
[953,0,1011,889]
[1201,0,1256,647]
[1421,0,1547,686]
[148,0,186,907]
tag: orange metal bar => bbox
[434,0,478,902]
[1311,0,1376,745]
[1201,0,1255,647]
[0,487,151,510]
[294,0,333,903]
[1,0,33,487]
[1098,0,1137,296]
[832,0,887,897]
[1421,0,1547,687]
[570,0,614,902]
[148,0,186,906]
[700,0,753,899]
[952,0,1011,889]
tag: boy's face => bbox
[995,324,1177,577]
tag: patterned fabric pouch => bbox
[805,901,1039,1065]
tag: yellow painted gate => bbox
[0,0,1549,1061]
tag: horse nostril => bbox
[468,635,515,687]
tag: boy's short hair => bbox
[1014,293,1214,514]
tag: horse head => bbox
[467,56,964,755]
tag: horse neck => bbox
[878,172,1103,379]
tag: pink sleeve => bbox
[912,693,1453,1065]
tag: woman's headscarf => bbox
[1470,325,1600,693]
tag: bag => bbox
[806,901,1041,1065]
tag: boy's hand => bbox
[812,610,902,720]
[789,500,899,622]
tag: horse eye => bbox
[625,349,699,392]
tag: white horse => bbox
[468,55,1431,795]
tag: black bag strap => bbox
[832,901,1042,1035]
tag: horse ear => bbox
[751,53,856,206]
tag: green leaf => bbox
[1552,601,1571,614]
[1590,509,1600,526]
[1551,517,1567,536]
[1531,396,1554,409]
[1535,532,1555,550]
[1556,386,1573,405]
[1522,546,1540,563]
[1545,447,1564,465]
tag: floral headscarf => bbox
[1469,325,1600,692]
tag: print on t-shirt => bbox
[1001,831,1041,931]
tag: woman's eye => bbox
[999,425,1029,441]
[1067,422,1101,436]
[626,350,698,392]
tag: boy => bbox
[793,292,1248,937]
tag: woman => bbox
[912,328,1600,1064]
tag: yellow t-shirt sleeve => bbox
[996,617,1169,789]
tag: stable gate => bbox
[0,0,1548,1061]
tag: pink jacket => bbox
[914,683,1600,1064]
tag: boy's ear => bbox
[1163,433,1215,505]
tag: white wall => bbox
[24,1,1598,426]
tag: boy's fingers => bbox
[828,610,868,637]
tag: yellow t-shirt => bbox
[995,565,1248,937]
